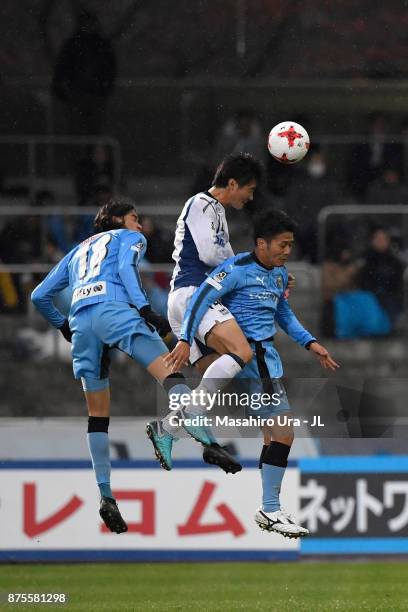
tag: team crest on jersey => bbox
[275,275,283,289]
[205,270,228,291]
[214,271,227,283]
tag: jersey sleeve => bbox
[275,295,316,347]
[186,200,234,267]
[117,231,150,310]
[180,262,241,344]
[31,252,72,328]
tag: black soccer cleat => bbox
[99,497,128,534]
[202,443,242,474]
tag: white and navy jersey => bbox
[170,191,234,291]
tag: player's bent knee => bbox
[273,432,294,447]
[240,343,254,364]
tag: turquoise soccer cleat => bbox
[146,421,174,471]
[181,417,216,446]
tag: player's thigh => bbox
[205,317,252,362]
[168,287,215,365]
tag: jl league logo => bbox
[276,275,283,289]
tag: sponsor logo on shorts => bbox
[72,281,107,303]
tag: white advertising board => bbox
[0,462,299,561]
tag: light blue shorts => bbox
[69,301,167,383]
[237,339,291,418]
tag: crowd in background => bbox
[0,5,407,339]
[1,107,407,340]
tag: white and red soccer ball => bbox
[267,121,310,164]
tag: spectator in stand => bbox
[74,184,113,244]
[358,227,404,327]
[285,148,340,262]
[52,10,117,135]
[140,216,174,316]
[348,113,403,201]
[214,109,265,163]
[366,167,408,205]
[192,109,265,198]
[35,190,73,254]
[321,246,359,337]
[0,214,44,312]
[141,216,173,264]
[75,144,115,206]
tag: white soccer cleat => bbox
[254,507,309,539]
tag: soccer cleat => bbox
[202,443,243,474]
[254,507,309,539]
[181,418,215,446]
[146,421,174,470]
[99,497,128,534]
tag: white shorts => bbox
[168,286,234,364]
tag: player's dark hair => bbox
[213,153,263,188]
[253,210,297,243]
[93,198,136,232]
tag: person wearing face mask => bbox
[285,148,340,262]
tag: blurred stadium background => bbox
[1,1,408,609]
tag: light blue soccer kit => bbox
[31,229,167,391]
[180,251,316,418]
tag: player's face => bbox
[123,211,142,232]
[263,232,294,267]
[228,179,257,209]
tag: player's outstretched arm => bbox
[31,252,71,331]
[307,341,339,371]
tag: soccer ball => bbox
[267,121,310,164]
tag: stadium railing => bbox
[0,136,122,201]
[317,203,408,263]
[0,206,319,357]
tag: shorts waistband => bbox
[247,335,275,344]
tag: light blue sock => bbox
[87,432,113,499]
[261,464,286,512]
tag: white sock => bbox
[161,354,244,435]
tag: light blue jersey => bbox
[32,229,149,328]
[180,251,316,387]
[180,251,315,347]
[31,229,166,389]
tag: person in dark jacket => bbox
[359,227,404,325]
[53,10,117,135]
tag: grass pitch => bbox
[0,561,407,611]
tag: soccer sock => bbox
[183,353,245,416]
[161,355,245,437]
[161,373,193,437]
[87,416,113,500]
[258,444,269,469]
[261,441,291,513]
